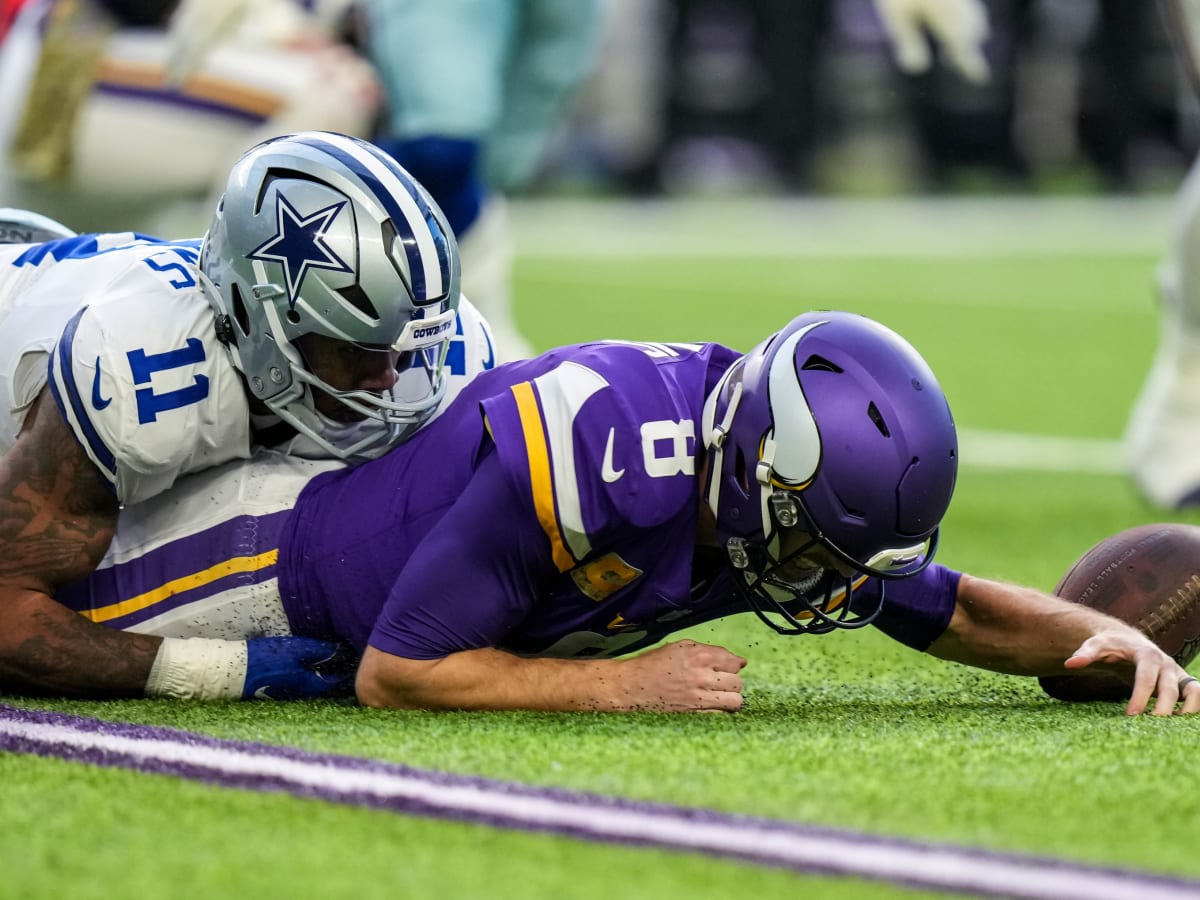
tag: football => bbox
[1038,523,1200,702]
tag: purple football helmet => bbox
[701,311,958,634]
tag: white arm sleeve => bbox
[145,637,248,700]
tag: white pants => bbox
[0,0,379,233]
[57,450,343,639]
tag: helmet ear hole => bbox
[287,309,302,325]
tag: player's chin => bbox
[312,397,370,424]
[323,409,369,424]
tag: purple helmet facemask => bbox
[701,312,958,635]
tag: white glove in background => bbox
[163,0,359,85]
[873,0,991,83]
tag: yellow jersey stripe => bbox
[80,550,279,624]
[511,382,575,572]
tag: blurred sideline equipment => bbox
[0,0,378,234]
[1039,523,1200,701]
[1125,0,1200,507]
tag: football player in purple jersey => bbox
[0,132,497,702]
[54,311,1200,715]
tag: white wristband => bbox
[145,637,249,700]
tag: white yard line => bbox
[532,199,1139,478]
[510,195,1173,259]
[959,428,1125,474]
[3,704,1199,900]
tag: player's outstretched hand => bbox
[873,0,990,83]
[617,640,746,712]
[1065,631,1200,717]
[243,637,357,701]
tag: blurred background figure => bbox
[577,0,994,195]
[353,0,991,363]
[3,0,1194,371]
[561,0,1186,196]
[4,0,1191,217]
[1124,0,1200,508]
[359,0,608,362]
[0,0,379,235]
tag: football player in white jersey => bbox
[0,130,496,701]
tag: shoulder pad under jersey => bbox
[480,343,705,573]
[46,258,250,504]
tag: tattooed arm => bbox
[0,388,162,696]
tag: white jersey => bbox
[0,233,495,505]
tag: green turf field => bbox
[4,197,1199,900]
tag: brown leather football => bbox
[1038,523,1200,702]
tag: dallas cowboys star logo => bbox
[247,194,353,307]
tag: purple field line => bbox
[1,702,1195,900]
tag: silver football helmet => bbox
[199,131,461,458]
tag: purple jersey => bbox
[278,340,960,660]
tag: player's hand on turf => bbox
[619,640,746,712]
[1065,632,1200,717]
[243,637,357,701]
[873,0,990,83]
